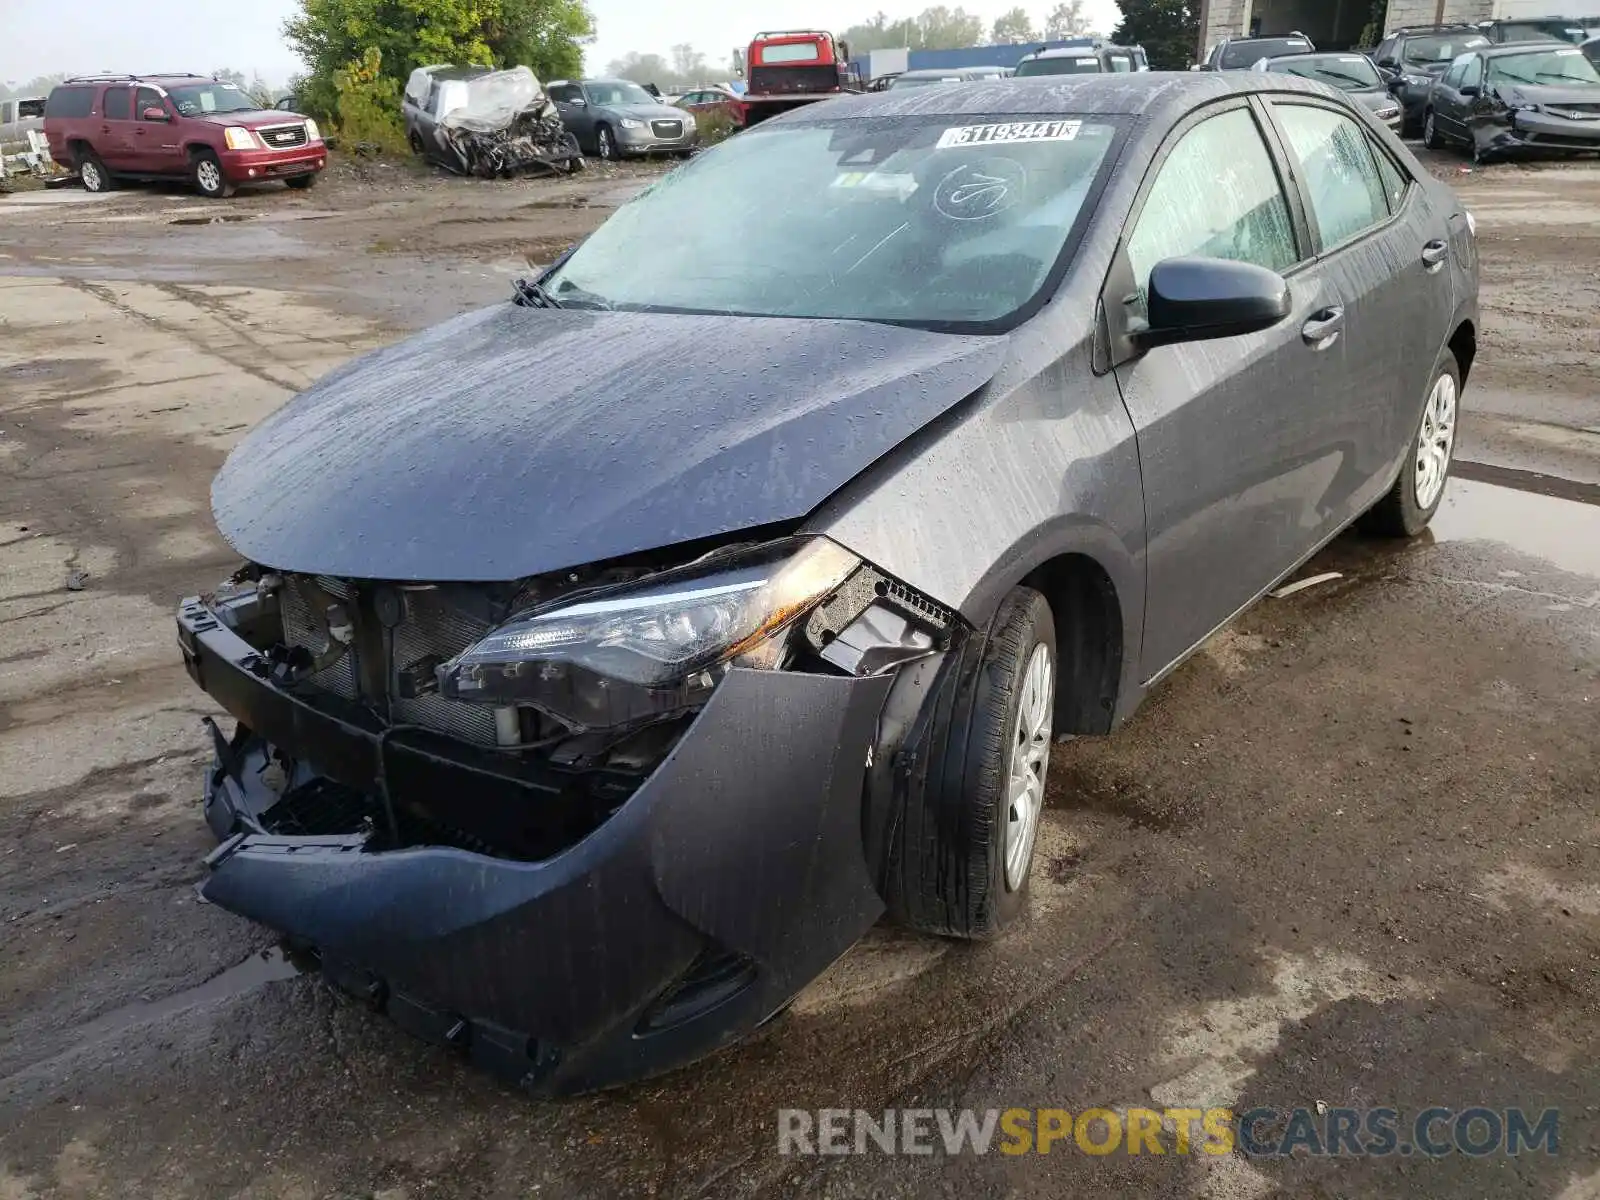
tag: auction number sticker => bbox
[937,120,1081,149]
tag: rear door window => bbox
[44,86,96,118]
[103,87,132,121]
[1273,104,1390,248]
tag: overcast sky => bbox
[2,0,1125,90]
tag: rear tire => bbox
[1422,109,1443,151]
[191,150,235,199]
[76,149,114,193]
[1362,353,1461,538]
[885,586,1057,939]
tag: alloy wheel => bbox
[80,161,102,191]
[196,160,222,195]
[1004,641,1054,891]
[1415,372,1458,510]
[599,129,616,160]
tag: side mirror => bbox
[1138,257,1291,348]
[1460,83,1480,96]
[142,106,169,121]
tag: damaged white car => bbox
[402,64,584,177]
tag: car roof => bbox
[423,66,494,81]
[1391,24,1481,34]
[1260,51,1369,63]
[1479,40,1578,55]
[60,74,215,88]
[806,71,1337,121]
[898,68,972,78]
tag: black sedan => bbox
[179,73,1479,1095]
[1251,51,1404,131]
[1423,42,1600,161]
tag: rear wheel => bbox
[1422,109,1443,151]
[885,586,1057,939]
[191,150,235,199]
[408,131,425,156]
[76,149,114,193]
[1362,354,1461,538]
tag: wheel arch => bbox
[1448,318,1477,385]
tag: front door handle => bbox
[1422,239,1449,270]
[1301,306,1344,351]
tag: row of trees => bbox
[603,46,737,90]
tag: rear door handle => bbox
[1422,239,1449,270]
[1302,306,1344,351]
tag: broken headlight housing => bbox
[437,538,859,730]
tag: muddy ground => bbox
[1,147,1599,1200]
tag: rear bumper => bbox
[218,143,327,182]
[178,597,892,1094]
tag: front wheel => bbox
[596,125,619,161]
[885,586,1057,939]
[1362,354,1461,538]
[191,151,235,198]
[1422,110,1443,151]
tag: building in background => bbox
[1200,0,1600,56]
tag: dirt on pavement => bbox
[2,147,1599,1200]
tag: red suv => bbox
[44,74,326,198]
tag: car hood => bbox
[1350,87,1398,110]
[603,102,691,121]
[1403,60,1453,76]
[1495,82,1600,108]
[212,306,1006,581]
[201,109,303,129]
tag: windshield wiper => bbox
[512,277,563,308]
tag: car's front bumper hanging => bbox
[178,596,893,1094]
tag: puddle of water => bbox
[1431,477,1600,579]
[169,214,252,226]
[68,946,303,1049]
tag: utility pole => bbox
[1197,0,1213,65]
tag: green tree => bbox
[1044,1,1090,39]
[1112,0,1198,69]
[285,0,594,125]
[671,43,707,79]
[991,7,1040,44]
[917,6,985,49]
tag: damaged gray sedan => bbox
[179,73,1478,1094]
[1423,42,1600,161]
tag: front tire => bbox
[886,587,1057,939]
[76,149,114,193]
[191,150,235,198]
[1362,354,1461,538]
[596,125,619,161]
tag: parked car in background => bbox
[181,72,1476,1096]
[546,78,699,159]
[889,66,1012,88]
[43,74,325,197]
[1373,25,1493,132]
[676,84,746,126]
[402,64,494,159]
[1423,41,1600,161]
[1015,42,1148,75]
[1474,17,1600,45]
[1251,52,1404,131]
[868,72,902,91]
[274,95,301,113]
[1200,33,1314,70]
[1,96,46,147]
[1584,35,1600,66]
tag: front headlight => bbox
[437,538,860,729]
[619,118,645,130]
[223,126,259,151]
[1401,73,1431,88]
[1377,105,1401,119]
[304,118,321,142]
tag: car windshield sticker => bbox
[936,120,1081,149]
[831,171,918,197]
[933,159,1026,220]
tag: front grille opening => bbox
[636,947,758,1034]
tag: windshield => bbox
[1015,56,1102,76]
[1272,54,1382,88]
[1221,39,1311,68]
[1488,45,1600,85]
[168,83,257,116]
[1403,34,1489,64]
[584,81,655,106]
[543,115,1120,328]
[1499,20,1591,44]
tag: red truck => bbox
[43,73,326,198]
[738,30,863,127]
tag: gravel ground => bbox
[1,145,1598,1200]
